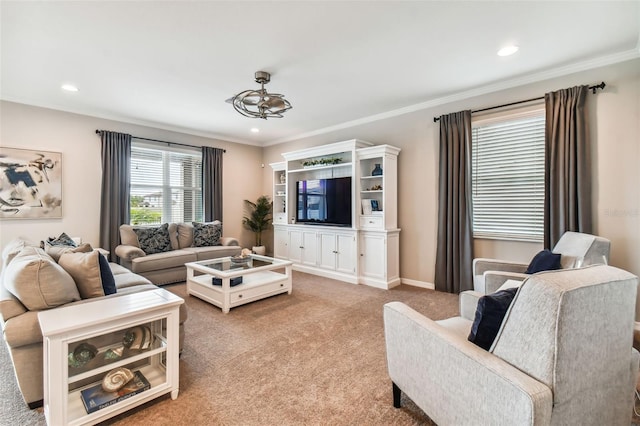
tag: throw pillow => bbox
[45,242,93,262]
[59,251,117,298]
[4,246,80,310]
[525,249,562,274]
[133,224,172,255]
[468,287,518,351]
[45,232,77,247]
[192,221,222,247]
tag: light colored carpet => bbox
[2,272,457,425]
[3,271,640,425]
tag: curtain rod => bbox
[94,130,226,152]
[432,81,606,123]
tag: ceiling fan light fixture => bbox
[229,71,292,119]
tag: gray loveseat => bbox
[0,238,188,408]
[115,222,241,285]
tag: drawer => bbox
[359,215,383,229]
[230,280,289,304]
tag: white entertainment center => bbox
[270,139,400,289]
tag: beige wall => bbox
[0,101,264,252]
[1,59,638,284]
[263,58,640,284]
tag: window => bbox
[130,141,203,225]
[471,109,545,241]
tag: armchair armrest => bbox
[473,258,528,276]
[383,302,552,425]
[220,237,239,247]
[459,290,483,321]
[484,271,528,294]
[114,245,145,261]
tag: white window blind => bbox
[471,111,545,241]
[130,141,203,225]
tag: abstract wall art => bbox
[0,147,62,219]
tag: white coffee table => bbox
[185,255,293,313]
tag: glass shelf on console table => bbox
[38,289,184,426]
[185,255,293,313]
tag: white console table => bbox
[38,289,183,426]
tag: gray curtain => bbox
[544,85,592,248]
[202,146,223,222]
[434,111,474,293]
[98,131,131,262]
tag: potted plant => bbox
[242,195,272,255]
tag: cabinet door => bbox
[360,233,386,279]
[335,233,356,274]
[318,233,337,270]
[289,230,317,265]
[273,228,289,259]
[301,231,318,266]
[288,230,303,263]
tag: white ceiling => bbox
[2,1,639,146]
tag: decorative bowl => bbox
[230,255,251,265]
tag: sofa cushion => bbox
[2,238,38,269]
[192,221,222,247]
[109,262,134,276]
[44,242,93,262]
[130,249,197,274]
[59,251,117,299]
[525,249,562,274]
[134,224,172,255]
[177,222,195,248]
[4,246,80,310]
[468,287,518,351]
[114,271,153,289]
[120,223,179,250]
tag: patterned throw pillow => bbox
[192,221,222,247]
[133,224,172,255]
[45,232,77,247]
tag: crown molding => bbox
[0,97,259,147]
[265,48,640,146]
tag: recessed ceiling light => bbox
[61,84,79,92]
[250,128,260,133]
[497,45,519,57]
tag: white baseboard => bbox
[400,277,435,290]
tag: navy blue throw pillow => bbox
[97,253,117,295]
[525,249,562,274]
[468,287,518,351]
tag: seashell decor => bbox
[68,342,98,368]
[122,326,152,350]
[102,367,134,392]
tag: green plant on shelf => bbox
[302,157,343,167]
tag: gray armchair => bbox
[384,265,638,425]
[473,231,611,294]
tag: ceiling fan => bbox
[226,71,292,119]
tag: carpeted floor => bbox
[2,272,457,426]
[3,272,639,425]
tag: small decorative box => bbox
[212,276,243,286]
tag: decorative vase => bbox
[280,173,286,184]
[372,164,383,176]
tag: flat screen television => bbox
[296,177,352,227]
